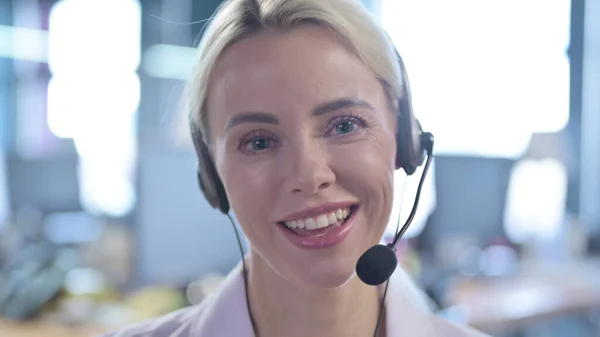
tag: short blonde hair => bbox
[186,0,402,143]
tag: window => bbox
[381,0,571,158]
[48,0,141,217]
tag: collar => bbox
[192,263,439,337]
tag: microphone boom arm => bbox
[389,132,434,249]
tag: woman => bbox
[103,0,489,336]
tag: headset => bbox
[188,19,435,337]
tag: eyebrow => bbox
[225,97,374,131]
[313,98,374,116]
[226,112,278,130]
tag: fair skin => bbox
[206,25,397,337]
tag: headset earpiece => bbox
[190,120,230,214]
[394,51,426,176]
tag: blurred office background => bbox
[1,0,599,336]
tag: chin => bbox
[274,215,380,289]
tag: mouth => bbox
[276,205,359,250]
[279,205,356,237]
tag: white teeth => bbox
[284,207,352,231]
[316,215,329,228]
[305,218,317,230]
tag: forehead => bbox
[206,25,385,124]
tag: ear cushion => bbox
[395,52,425,176]
[190,120,230,214]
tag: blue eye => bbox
[335,121,356,134]
[249,138,271,151]
[239,130,278,154]
[326,115,367,137]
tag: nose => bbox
[282,142,336,196]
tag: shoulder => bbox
[96,298,214,337]
[385,266,490,337]
[97,264,249,337]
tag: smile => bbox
[283,206,351,234]
[277,204,359,249]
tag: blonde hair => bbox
[186,0,403,143]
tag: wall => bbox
[579,0,600,233]
[0,0,11,226]
[0,0,13,151]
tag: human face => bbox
[206,25,397,289]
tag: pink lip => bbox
[278,205,359,250]
[277,202,358,223]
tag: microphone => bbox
[356,132,434,286]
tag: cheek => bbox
[340,131,396,178]
[334,131,396,219]
[222,158,275,216]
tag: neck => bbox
[246,252,386,337]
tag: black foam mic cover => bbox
[355,244,398,286]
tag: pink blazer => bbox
[99,263,489,336]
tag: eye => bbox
[335,120,357,135]
[249,138,271,151]
[325,114,367,137]
[238,130,278,154]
